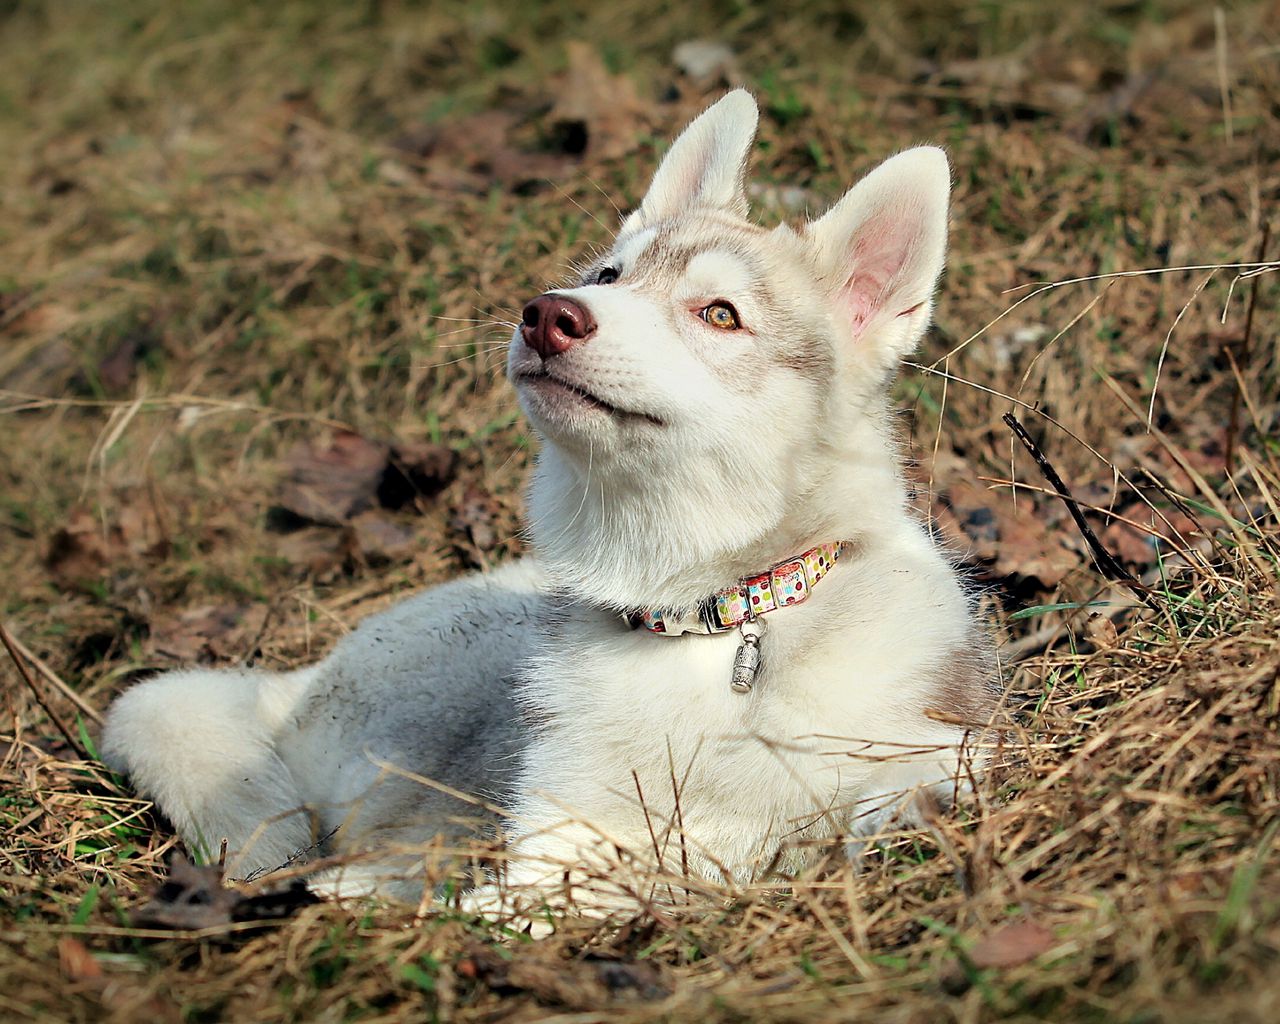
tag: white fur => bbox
[100,90,994,907]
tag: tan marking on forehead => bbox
[623,221,771,290]
[682,209,772,235]
[661,213,770,249]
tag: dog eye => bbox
[700,302,741,330]
[595,267,619,285]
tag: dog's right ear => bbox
[622,90,759,231]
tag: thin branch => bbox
[1226,223,1270,473]
[0,624,102,724]
[1003,413,1160,613]
[1,622,88,757]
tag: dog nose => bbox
[520,294,596,360]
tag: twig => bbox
[1148,270,1216,431]
[633,769,675,905]
[668,763,690,895]
[1214,7,1234,144]
[1226,223,1270,474]
[0,623,102,724]
[1002,413,1161,614]
[0,622,88,757]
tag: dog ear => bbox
[805,147,950,360]
[623,90,759,230]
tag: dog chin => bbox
[518,372,610,420]
[512,374,664,451]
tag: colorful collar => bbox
[626,542,847,637]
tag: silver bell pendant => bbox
[730,618,765,693]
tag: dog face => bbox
[507,90,951,608]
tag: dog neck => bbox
[524,404,911,612]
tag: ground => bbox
[2,1,1279,1021]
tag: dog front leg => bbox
[460,812,660,934]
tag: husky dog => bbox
[102,90,995,906]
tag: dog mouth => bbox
[515,370,664,427]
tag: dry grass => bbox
[3,0,1280,1020]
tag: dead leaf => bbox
[450,486,501,562]
[393,110,573,193]
[1069,70,1158,144]
[1085,612,1120,650]
[276,433,454,526]
[349,510,417,564]
[46,511,111,583]
[995,512,1078,588]
[57,934,183,1019]
[459,947,670,1008]
[1165,871,1206,901]
[968,919,1056,969]
[0,336,75,392]
[146,604,269,664]
[132,856,317,931]
[46,502,169,586]
[57,937,103,981]
[95,328,158,393]
[941,482,1078,588]
[133,857,243,931]
[379,440,457,509]
[276,431,389,525]
[276,526,352,578]
[548,42,651,160]
[1102,503,1202,568]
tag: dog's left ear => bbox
[805,147,950,362]
[623,89,759,231]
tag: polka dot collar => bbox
[626,542,847,636]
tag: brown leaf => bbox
[450,486,501,558]
[46,502,169,586]
[0,335,75,392]
[1102,517,1157,566]
[57,937,103,981]
[380,440,457,509]
[460,947,670,1008]
[146,604,269,664]
[1102,503,1204,569]
[276,525,352,577]
[96,330,156,393]
[349,510,417,564]
[1165,871,1206,901]
[132,856,317,931]
[968,919,1056,969]
[133,857,242,931]
[276,431,389,525]
[46,510,111,583]
[548,42,651,161]
[397,110,574,193]
[942,482,1078,588]
[1085,612,1120,650]
[994,512,1078,588]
